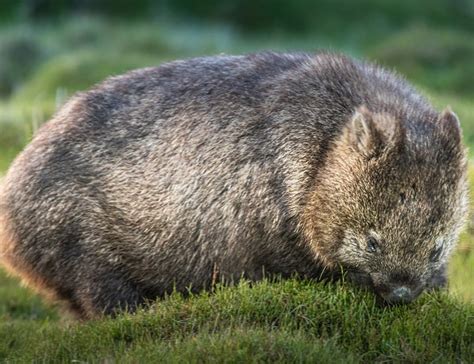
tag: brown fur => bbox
[0,52,468,318]
[0,187,84,318]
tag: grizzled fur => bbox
[0,52,468,318]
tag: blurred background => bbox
[0,0,472,312]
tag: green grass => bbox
[0,277,472,363]
[0,15,473,363]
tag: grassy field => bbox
[0,279,473,362]
[0,16,473,362]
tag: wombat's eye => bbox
[430,246,443,262]
[366,237,379,253]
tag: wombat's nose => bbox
[390,286,412,303]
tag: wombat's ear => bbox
[439,107,462,144]
[346,106,385,157]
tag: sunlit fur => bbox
[0,52,468,318]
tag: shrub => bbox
[370,26,474,96]
[0,31,44,97]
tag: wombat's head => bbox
[304,106,468,304]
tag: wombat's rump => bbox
[0,52,468,318]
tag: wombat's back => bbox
[0,52,435,317]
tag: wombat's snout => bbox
[371,274,423,304]
[384,286,414,304]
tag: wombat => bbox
[0,52,468,319]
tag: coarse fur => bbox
[0,52,468,318]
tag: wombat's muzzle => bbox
[345,269,423,304]
[380,286,415,304]
[368,271,424,304]
[373,280,423,304]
